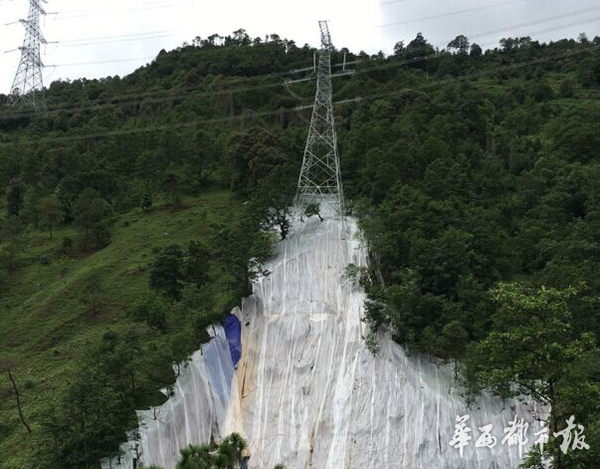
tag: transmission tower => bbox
[293,21,350,218]
[7,0,48,111]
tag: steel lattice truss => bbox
[296,21,345,218]
[8,0,47,111]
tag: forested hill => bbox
[1,30,600,468]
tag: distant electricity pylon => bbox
[7,0,48,111]
[287,21,359,218]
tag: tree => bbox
[135,149,160,189]
[440,319,468,376]
[0,216,26,272]
[128,294,169,332]
[183,241,210,289]
[82,271,107,315]
[162,169,185,207]
[0,358,31,434]
[248,165,295,240]
[529,79,554,102]
[38,194,63,239]
[33,329,162,468]
[393,40,405,56]
[211,214,275,297]
[150,241,210,301]
[559,78,574,98]
[176,434,248,469]
[135,149,160,212]
[269,205,292,240]
[548,106,600,163]
[405,33,435,66]
[150,244,185,300]
[149,242,210,300]
[21,185,43,229]
[183,131,210,194]
[303,203,323,222]
[35,343,131,469]
[226,127,288,191]
[469,43,483,58]
[468,283,600,468]
[141,187,154,213]
[447,35,470,55]
[232,28,251,46]
[72,188,112,250]
[0,263,7,293]
[6,178,25,217]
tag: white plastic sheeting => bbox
[105,212,542,469]
[102,325,238,469]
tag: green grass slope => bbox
[0,190,241,469]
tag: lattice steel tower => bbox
[8,0,48,111]
[296,21,345,217]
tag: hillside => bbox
[0,191,250,467]
[1,30,600,468]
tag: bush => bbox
[559,78,574,98]
[23,379,35,390]
[72,188,113,251]
[128,295,169,332]
[149,242,210,300]
[0,268,8,293]
[61,236,73,255]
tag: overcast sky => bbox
[0,0,599,94]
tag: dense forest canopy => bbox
[1,29,600,468]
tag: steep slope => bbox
[107,208,543,469]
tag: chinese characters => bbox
[449,415,590,458]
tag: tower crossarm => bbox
[319,20,333,51]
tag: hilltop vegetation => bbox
[1,29,600,468]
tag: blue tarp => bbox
[223,314,242,368]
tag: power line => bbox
[380,13,600,73]
[56,28,179,44]
[1,0,586,98]
[57,31,184,48]
[52,56,154,67]
[1,14,597,121]
[0,79,286,120]
[379,0,416,5]
[1,6,598,120]
[467,5,600,42]
[0,46,302,114]
[58,35,184,49]
[359,14,600,76]
[46,0,537,45]
[377,0,534,28]
[53,0,190,15]
[0,108,288,147]
[361,43,600,102]
[39,4,600,54]
[38,0,590,69]
[54,0,197,20]
[2,41,317,116]
[1,42,597,148]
